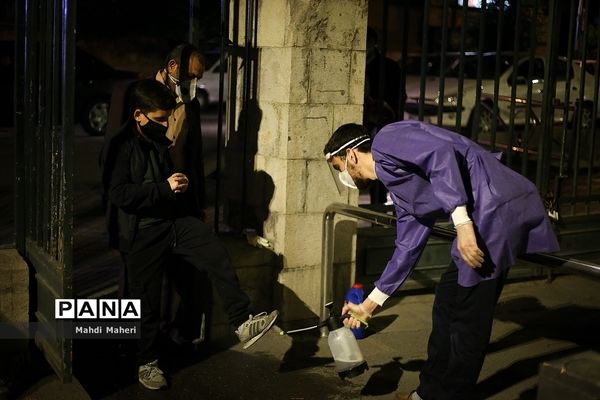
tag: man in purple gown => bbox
[323,121,559,400]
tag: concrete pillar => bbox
[230,0,368,323]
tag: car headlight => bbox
[435,94,458,106]
[447,95,459,105]
[432,93,464,113]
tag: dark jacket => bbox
[100,121,181,252]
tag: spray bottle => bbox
[324,302,369,379]
[280,302,368,379]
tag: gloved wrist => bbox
[451,205,471,227]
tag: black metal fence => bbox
[369,0,600,220]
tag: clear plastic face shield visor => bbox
[324,135,371,193]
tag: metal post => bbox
[418,0,430,122]
[436,0,449,127]
[536,0,561,194]
[214,0,229,233]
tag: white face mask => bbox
[168,73,197,103]
[339,157,358,189]
[325,135,371,191]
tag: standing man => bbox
[155,43,210,346]
[156,43,206,218]
[101,79,278,390]
[323,121,559,400]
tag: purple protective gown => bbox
[372,121,559,294]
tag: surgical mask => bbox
[339,157,358,189]
[168,73,197,103]
[138,114,168,143]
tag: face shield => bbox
[325,135,371,193]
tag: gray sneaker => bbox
[138,360,167,390]
[235,310,279,349]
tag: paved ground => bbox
[9,272,600,400]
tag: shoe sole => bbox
[139,378,167,390]
[242,311,279,349]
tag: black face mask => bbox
[138,115,169,144]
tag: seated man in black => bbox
[101,79,278,390]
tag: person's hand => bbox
[456,222,484,268]
[167,173,189,193]
[342,299,376,329]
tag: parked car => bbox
[196,55,227,108]
[0,40,140,135]
[75,48,140,135]
[404,53,599,135]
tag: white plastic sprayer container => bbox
[324,302,368,379]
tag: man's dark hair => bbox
[367,26,378,48]
[163,43,203,68]
[129,79,176,115]
[323,123,372,158]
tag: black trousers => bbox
[417,262,507,400]
[125,216,252,365]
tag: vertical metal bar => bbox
[536,0,560,194]
[229,0,240,139]
[240,0,253,229]
[252,0,258,99]
[490,1,505,152]
[15,0,26,252]
[320,211,335,324]
[551,0,577,218]
[556,0,578,217]
[227,0,240,233]
[60,0,75,380]
[470,0,486,142]
[571,0,590,213]
[521,0,539,179]
[454,0,468,132]
[418,0,430,122]
[32,1,41,244]
[507,0,522,168]
[559,0,578,180]
[26,0,36,243]
[50,0,59,258]
[214,0,228,233]
[398,1,409,120]
[586,28,600,214]
[436,0,449,127]
[376,0,390,128]
[188,0,195,43]
[61,0,75,278]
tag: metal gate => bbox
[212,0,261,234]
[370,0,600,235]
[15,0,75,382]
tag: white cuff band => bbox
[451,205,471,226]
[368,287,390,306]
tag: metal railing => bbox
[320,202,600,323]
